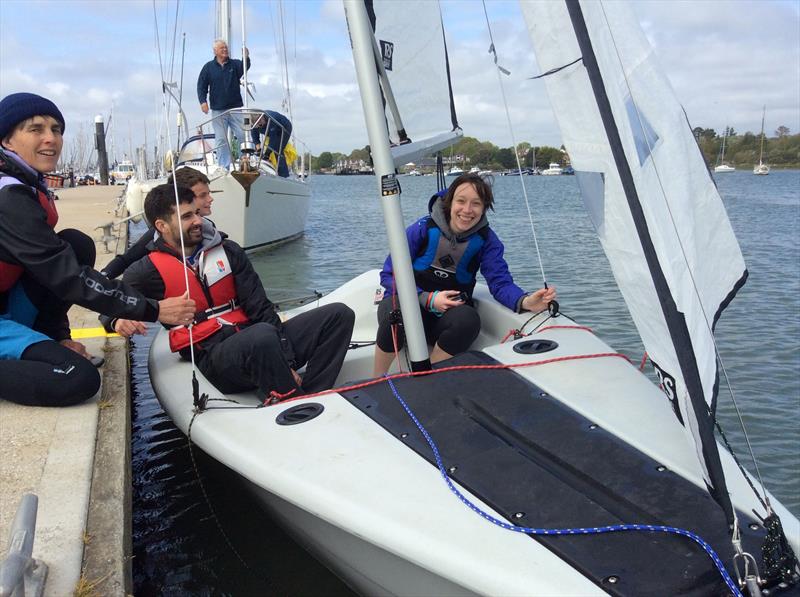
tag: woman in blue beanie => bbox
[0,92,195,406]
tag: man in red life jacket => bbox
[108,183,354,399]
[0,92,196,407]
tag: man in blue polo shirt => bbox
[197,39,251,169]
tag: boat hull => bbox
[123,166,310,250]
[149,271,800,595]
[202,166,310,251]
[249,484,481,596]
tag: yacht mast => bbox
[216,0,231,44]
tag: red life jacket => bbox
[149,244,249,352]
[0,180,59,293]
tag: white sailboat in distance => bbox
[754,106,770,175]
[714,126,736,173]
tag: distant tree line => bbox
[309,126,799,172]
[692,126,798,168]
[310,137,567,173]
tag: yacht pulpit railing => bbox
[186,108,308,180]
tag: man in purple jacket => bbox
[197,39,251,169]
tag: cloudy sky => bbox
[1,0,798,162]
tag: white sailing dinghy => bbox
[150,1,799,595]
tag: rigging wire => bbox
[595,0,769,507]
[152,1,166,90]
[162,101,200,394]
[167,0,181,84]
[178,32,186,149]
[480,0,549,290]
[152,0,199,385]
[279,1,289,118]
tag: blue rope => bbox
[384,377,742,596]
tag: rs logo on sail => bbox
[651,361,683,425]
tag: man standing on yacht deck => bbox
[197,39,250,169]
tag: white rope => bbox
[155,3,198,375]
[596,0,768,510]
[480,1,549,288]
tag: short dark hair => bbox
[441,173,495,220]
[144,184,195,226]
[167,167,210,190]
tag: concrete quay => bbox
[0,184,133,596]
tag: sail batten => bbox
[522,0,747,524]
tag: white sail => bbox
[367,0,462,166]
[521,0,747,520]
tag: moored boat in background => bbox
[754,106,770,175]
[541,162,563,175]
[715,126,736,173]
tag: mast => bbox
[239,0,254,155]
[344,0,431,371]
[216,0,231,44]
[721,128,727,164]
[563,0,735,526]
[758,106,766,165]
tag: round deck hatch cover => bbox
[512,339,559,355]
[276,403,325,426]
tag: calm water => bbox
[131,170,800,595]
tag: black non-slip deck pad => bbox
[341,351,780,596]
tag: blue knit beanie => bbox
[0,93,65,142]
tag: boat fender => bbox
[163,150,174,172]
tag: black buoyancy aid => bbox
[0,176,59,293]
[149,244,249,352]
[412,219,489,296]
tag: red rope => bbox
[500,329,518,343]
[265,351,632,407]
[639,351,649,372]
[390,274,403,372]
[266,387,298,404]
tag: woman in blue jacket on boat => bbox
[374,173,556,375]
